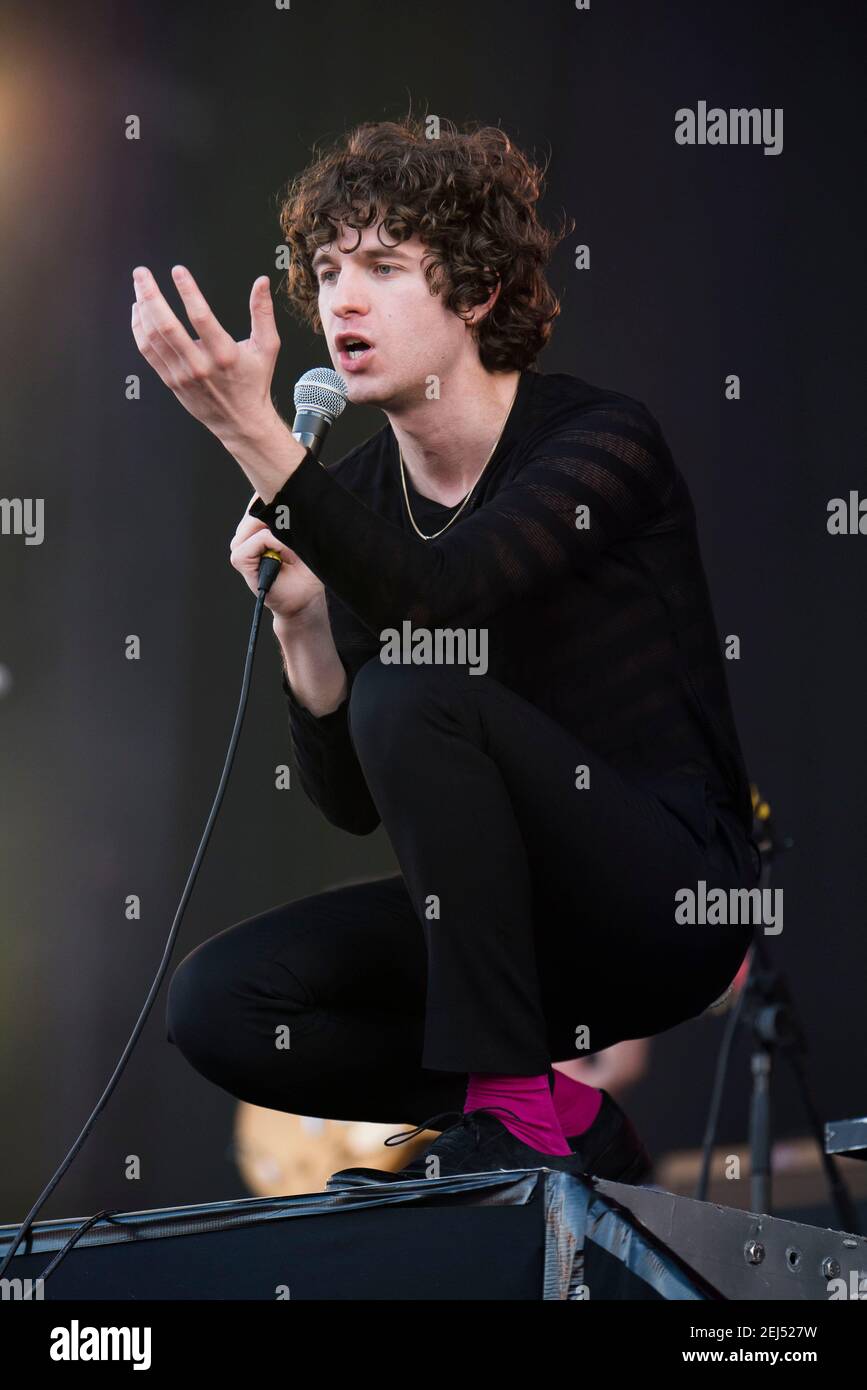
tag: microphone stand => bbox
[695,793,859,1234]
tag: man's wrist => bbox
[272,592,329,635]
[219,408,309,503]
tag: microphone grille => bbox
[294,367,349,420]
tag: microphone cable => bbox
[0,550,284,1285]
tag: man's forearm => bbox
[220,409,308,505]
[273,598,381,836]
[273,600,348,717]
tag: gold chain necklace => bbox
[398,378,520,541]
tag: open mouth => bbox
[337,335,375,364]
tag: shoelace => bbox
[383,1105,523,1149]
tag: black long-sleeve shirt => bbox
[248,367,755,843]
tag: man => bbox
[134,117,759,1183]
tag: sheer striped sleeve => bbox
[248,406,674,634]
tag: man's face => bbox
[313,219,473,408]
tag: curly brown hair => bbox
[276,116,572,372]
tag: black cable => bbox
[695,942,755,1201]
[32,1210,127,1287]
[0,553,283,1284]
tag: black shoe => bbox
[328,1092,652,1188]
[329,1104,600,1186]
[562,1089,653,1184]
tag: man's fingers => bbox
[171,265,237,362]
[249,276,280,355]
[132,265,203,374]
[131,301,175,381]
[231,528,295,564]
[231,511,272,545]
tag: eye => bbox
[318,269,337,284]
[374,264,399,276]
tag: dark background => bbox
[1,0,865,1222]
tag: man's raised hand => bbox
[130,265,281,445]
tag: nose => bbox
[329,261,370,322]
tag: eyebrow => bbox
[311,245,414,270]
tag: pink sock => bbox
[464,1072,573,1155]
[550,1069,604,1137]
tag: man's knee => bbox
[348,656,470,757]
[165,944,218,1058]
[165,933,256,1068]
[165,922,313,1061]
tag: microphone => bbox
[290,366,349,454]
[257,367,348,594]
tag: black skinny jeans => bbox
[166,659,758,1126]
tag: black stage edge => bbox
[3,1167,865,1299]
[0,1168,864,1360]
[3,1170,709,1301]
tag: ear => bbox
[468,272,502,326]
